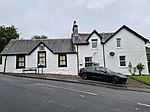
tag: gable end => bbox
[104,25,149,44]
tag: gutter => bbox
[3,56,7,73]
[102,43,106,67]
[76,45,80,74]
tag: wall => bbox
[1,45,78,75]
[0,63,3,72]
[1,55,22,73]
[104,28,149,75]
[78,33,104,69]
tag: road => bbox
[0,74,150,112]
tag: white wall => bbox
[78,33,104,69]
[1,56,22,73]
[0,64,3,72]
[105,28,149,75]
[1,45,78,75]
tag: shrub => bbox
[136,63,144,76]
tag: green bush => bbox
[136,63,144,75]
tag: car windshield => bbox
[105,67,114,73]
[96,66,114,73]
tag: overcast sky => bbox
[0,0,150,39]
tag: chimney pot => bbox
[72,21,78,35]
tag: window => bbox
[58,54,67,67]
[116,38,121,48]
[119,56,126,66]
[16,55,25,68]
[85,57,92,67]
[92,39,98,48]
[38,51,46,67]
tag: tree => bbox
[136,63,144,75]
[0,25,19,64]
[0,25,19,52]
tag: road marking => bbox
[137,102,150,108]
[135,108,138,111]
[80,95,84,98]
[36,83,44,86]
[35,83,98,96]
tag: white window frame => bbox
[119,55,126,67]
[91,39,98,49]
[116,37,122,48]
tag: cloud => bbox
[75,0,118,10]
[0,0,150,39]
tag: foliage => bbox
[31,35,48,39]
[128,62,136,75]
[0,25,19,52]
[92,62,99,66]
[0,25,19,64]
[136,63,144,75]
[129,76,150,85]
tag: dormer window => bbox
[92,39,98,48]
[116,38,122,48]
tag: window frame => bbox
[91,39,98,49]
[119,55,126,67]
[58,54,67,67]
[85,57,92,67]
[116,38,122,48]
[38,51,46,68]
[16,55,25,69]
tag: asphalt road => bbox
[0,74,150,112]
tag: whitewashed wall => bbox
[78,33,104,69]
[0,56,22,73]
[104,28,149,75]
[0,63,3,72]
[1,45,78,75]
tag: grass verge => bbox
[129,75,150,85]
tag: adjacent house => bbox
[0,21,149,75]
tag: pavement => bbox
[1,73,150,93]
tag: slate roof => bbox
[1,25,149,56]
[72,32,114,44]
[72,25,149,44]
[1,39,76,55]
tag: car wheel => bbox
[81,74,88,80]
[112,77,118,84]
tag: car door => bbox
[95,67,106,79]
[96,67,112,81]
[84,67,96,78]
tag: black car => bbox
[78,66,127,84]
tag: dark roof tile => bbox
[1,39,76,55]
[72,32,114,44]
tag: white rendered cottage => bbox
[0,22,149,75]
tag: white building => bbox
[0,22,149,75]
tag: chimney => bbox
[72,21,78,35]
